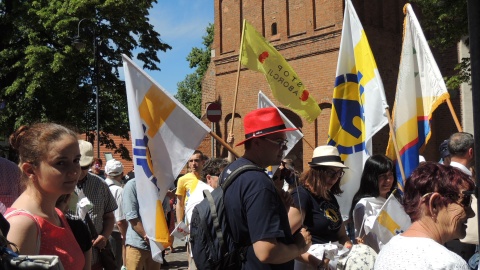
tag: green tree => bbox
[175,23,214,118]
[412,0,470,89]
[0,0,171,158]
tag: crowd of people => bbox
[0,107,478,270]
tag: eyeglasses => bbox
[422,191,474,209]
[262,137,288,148]
[323,168,345,178]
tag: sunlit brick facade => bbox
[200,0,462,172]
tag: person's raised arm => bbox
[227,133,235,163]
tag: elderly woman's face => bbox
[437,189,475,241]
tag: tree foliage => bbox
[175,23,214,118]
[412,0,470,89]
[0,0,171,158]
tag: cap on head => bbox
[105,159,124,177]
[439,139,450,158]
[236,107,297,146]
[308,145,348,168]
[78,140,94,167]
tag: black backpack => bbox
[190,164,265,270]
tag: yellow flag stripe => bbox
[378,210,401,235]
[139,85,176,138]
[154,199,170,246]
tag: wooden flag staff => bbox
[385,108,407,183]
[209,131,240,158]
[446,98,463,132]
[230,20,247,135]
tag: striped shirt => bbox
[73,173,117,264]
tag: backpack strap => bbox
[221,164,265,191]
[203,189,222,256]
[216,164,266,256]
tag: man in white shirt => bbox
[448,132,475,176]
[447,132,477,265]
[105,159,128,270]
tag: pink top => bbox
[5,208,85,270]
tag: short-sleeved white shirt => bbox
[105,178,125,231]
[374,235,469,270]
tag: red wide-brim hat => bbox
[236,107,298,146]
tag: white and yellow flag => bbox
[327,0,388,217]
[385,4,450,190]
[122,55,210,262]
[258,91,303,159]
[364,193,411,244]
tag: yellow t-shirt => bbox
[175,172,200,205]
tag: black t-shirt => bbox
[221,158,294,270]
[291,186,343,244]
[65,214,92,252]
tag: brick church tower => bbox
[200,0,462,172]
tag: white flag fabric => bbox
[327,0,389,217]
[122,55,210,262]
[184,181,213,225]
[364,193,411,244]
[258,90,304,161]
[386,4,450,191]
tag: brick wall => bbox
[79,133,134,175]
[201,0,462,171]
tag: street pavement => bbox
[162,237,188,269]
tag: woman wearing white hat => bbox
[288,145,353,269]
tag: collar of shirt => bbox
[105,178,122,187]
[450,161,472,176]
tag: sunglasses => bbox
[323,168,345,178]
[262,137,288,148]
[423,190,475,209]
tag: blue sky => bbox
[144,0,214,95]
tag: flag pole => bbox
[230,19,247,135]
[385,108,406,182]
[209,131,240,158]
[302,137,315,150]
[445,98,463,132]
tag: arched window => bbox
[271,22,278,35]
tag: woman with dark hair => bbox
[374,162,475,269]
[288,145,353,269]
[348,154,396,252]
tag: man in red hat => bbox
[219,107,311,269]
